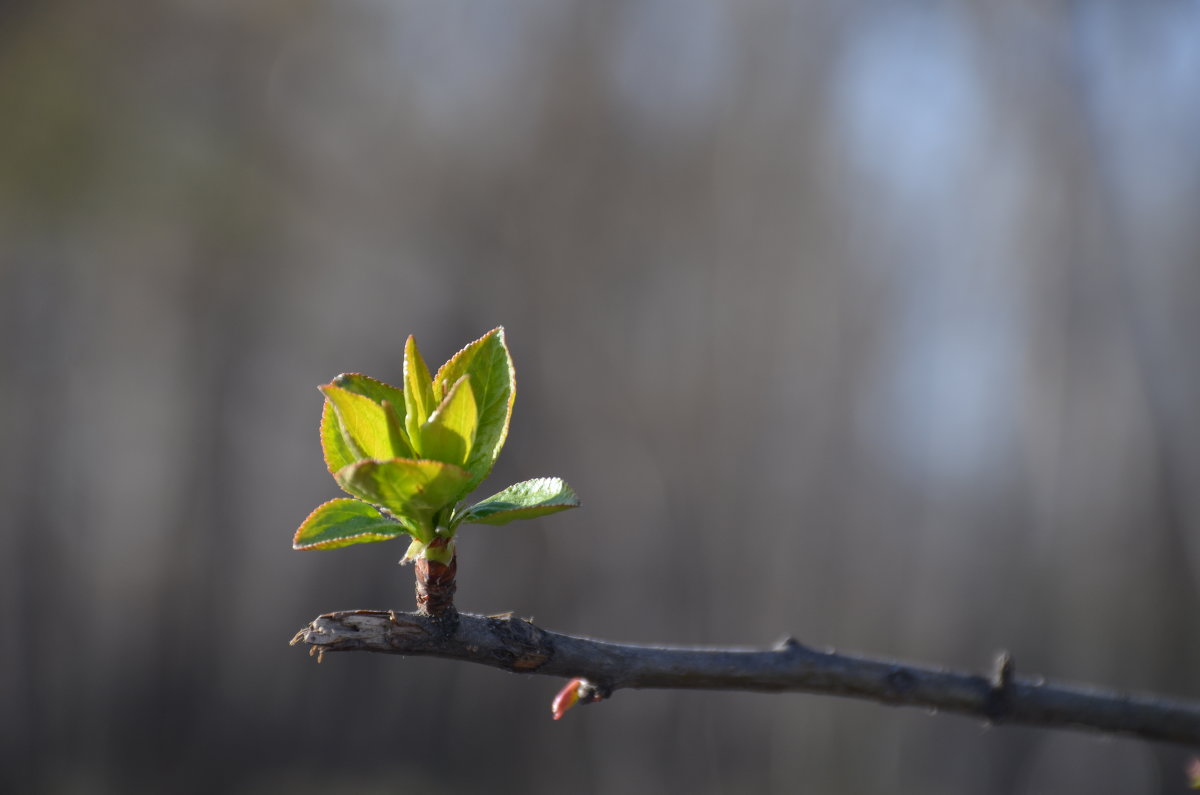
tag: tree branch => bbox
[291,609,1200,748]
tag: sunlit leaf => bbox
[298,331,582,557]
[320,399,358,475]
[381,400,410,462]
[454,477,579,527]
[330,372,407,410]
[293,498,407,550]
[403,335,436,451]
[433,327,514,490]
[329,373,414,456]
[335,458,472,536]
[320,383,401,461]
[419,374,478,467]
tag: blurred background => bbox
[2,1,1199,792]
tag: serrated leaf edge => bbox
[432,327,505,393]
[403,336,436,444]
[319,399,358,476]
[320,383,400,460]
[451,477,579,528]
[331,372,407,403]
[432,327,516,490]
[292,498,407,550]
[294,529,406,551]
[456,502,577,527]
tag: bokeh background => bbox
[3,1,1199,792]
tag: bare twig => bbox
[291,610,1200,748]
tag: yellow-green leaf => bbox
[320,399,358,475]
[419,374,478,467]
[329,372,407,410]
[330,373,414,455]
[293,498,408,550]
[433,327,514,490]
[320,383,400,461]
[381,400,410,461]
[453,477,579,527]
[335,458,473,536]
[403,335,436,451]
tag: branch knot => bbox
[984,651,1015,722]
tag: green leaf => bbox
[329,373,414,456]
[320,399,358,475]
[403,335,437,451]
[293,498,408,550]
[453,477,579,527]
[401,536,428,563]
[330,372,407,411]
[433,327,515,490]
[320,383,404,461]
[380,400,410,461]
[335,458,473,537]
[419,374,478,467]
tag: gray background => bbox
[2,1,1198,792]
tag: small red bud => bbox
[551,678,586,720]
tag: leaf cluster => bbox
[294,328,578,562]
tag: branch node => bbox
[422,606,460,637]
[489,612,550,671]
[885,667,918,696]
[991,651,1014,689]
[579,679,611,704]
[774,636,809,654]
[984,651,1015,722]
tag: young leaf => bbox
[329,373,414,455]
[433,327,515,490]
[401,536,428,563]
[335,458,473,535]
[320,399,359,475]
[293,498,408,550]
[419,374,478,467]
[381,400,410,461]
[330,372,407,411]
[320,384,406,460]
[403,335,436,450]
[453,477,579,527]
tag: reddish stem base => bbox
[414,538,457,617]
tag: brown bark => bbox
[413,538,456,616]
[292,610,1200,749]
